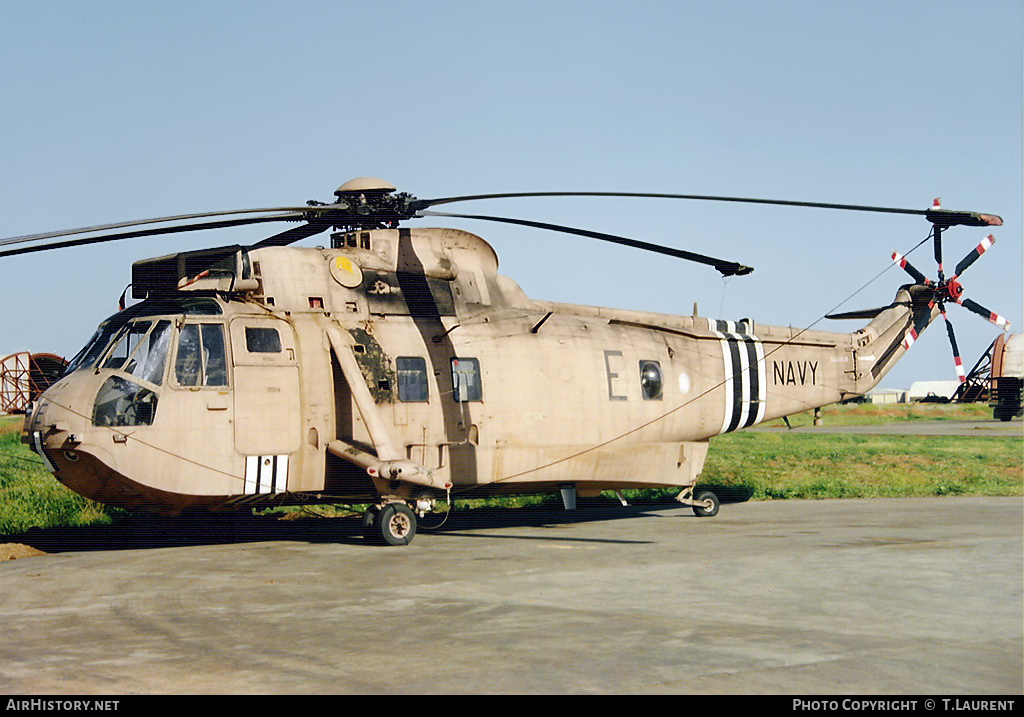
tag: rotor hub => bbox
[944,278,964,302]
[334,177,397,197]
[299,178,418,231]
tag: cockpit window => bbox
[127,321,172,385]
[63,297,222,377]
[100,320,172,386]
[103,322,153,371]
[93,375,158,427]
[85,321,175,427]
[175,323,228,387]
[65,323,122,374]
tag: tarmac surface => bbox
[1,495,1021,695]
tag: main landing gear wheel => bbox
[692,490,720,517]
[363,502,417,545]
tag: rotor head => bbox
[334,177,397,198]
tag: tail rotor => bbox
[893,200,1009,383]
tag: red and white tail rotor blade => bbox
[958,297,1011,330]
[901,304,934,350]
[891,251,931,285]
[952,234,995,279]
[941,309,966,383]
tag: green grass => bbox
[698,431,1022,501]
[2,404,1021,534]
[0,417,115,534]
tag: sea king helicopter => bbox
[3,178,1008,545]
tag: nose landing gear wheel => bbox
[364,502,417,545]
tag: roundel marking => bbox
[330,256,363,288]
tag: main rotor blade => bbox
[418,210,753,276]
[252,220,332,248]
[0,207,308,249]
[0,215,302,258]
[958,297,1011,330]
[952,234,995,279]
[415,191,935,215]
[414,191,1002,226]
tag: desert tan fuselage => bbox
[24,227,930,513]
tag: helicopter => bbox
[3,178,1008,545]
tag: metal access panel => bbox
[363,269,456,317]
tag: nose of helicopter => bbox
[22,373,113,469]
[19,374,207,515]
[23,389,84,467]
[22,385,136,509]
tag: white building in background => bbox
[907,380,960,402]
[865,387,905,404]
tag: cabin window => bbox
[175,323,229,387]
[451,357,482,402]
[397,357,429,402]
[639,360,663,400]
[245,326,282,354]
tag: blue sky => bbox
[1,0,1021,393]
